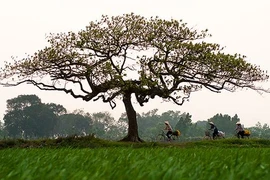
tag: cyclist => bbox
[164,121,173,141]
[235,122,245,138]
[209,122,219,139]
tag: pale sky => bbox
[0,0,270,127]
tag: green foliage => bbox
[90,112,126,140]
[174,112,192,136]
[1,144,270,179]
[54,110,127,140]
[0,124,4,138]
[3,95,62,138]
[2,94,129,140]
[56,113,92,137]
[137,109,162,140]
[6,94,42,112]
[0,135,158,149]
[249,122,270,138]
[45,103,67,116]
[23,104,57,137]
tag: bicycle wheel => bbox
[156,134,166,142]
[171,135,178,141]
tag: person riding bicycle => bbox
[209,122,219,139]
[235,122,245,138]
[164,121,173,141]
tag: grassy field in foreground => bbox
[1,147,270,180]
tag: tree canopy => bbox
[3,95,62,138]
[0,13,269,142]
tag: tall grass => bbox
[1,147,270,180]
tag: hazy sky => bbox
[1,0,270,127]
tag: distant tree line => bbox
[0,94,270,140]
[0,95,127,140]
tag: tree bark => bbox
[120,93,143,142]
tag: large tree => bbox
[3,95,63,138]
[56,113,92,137]
[175,112,192,136]
[0,14,269,142]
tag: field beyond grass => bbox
[1,135,270,149]
[1,136,270,179]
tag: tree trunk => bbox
[120,93,143,142]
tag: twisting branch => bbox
[168,92,191,106]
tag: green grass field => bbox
[1,137,270,180]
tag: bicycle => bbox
[235,129,251,139]
[156,130,181,142]
[204,130,225,140]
